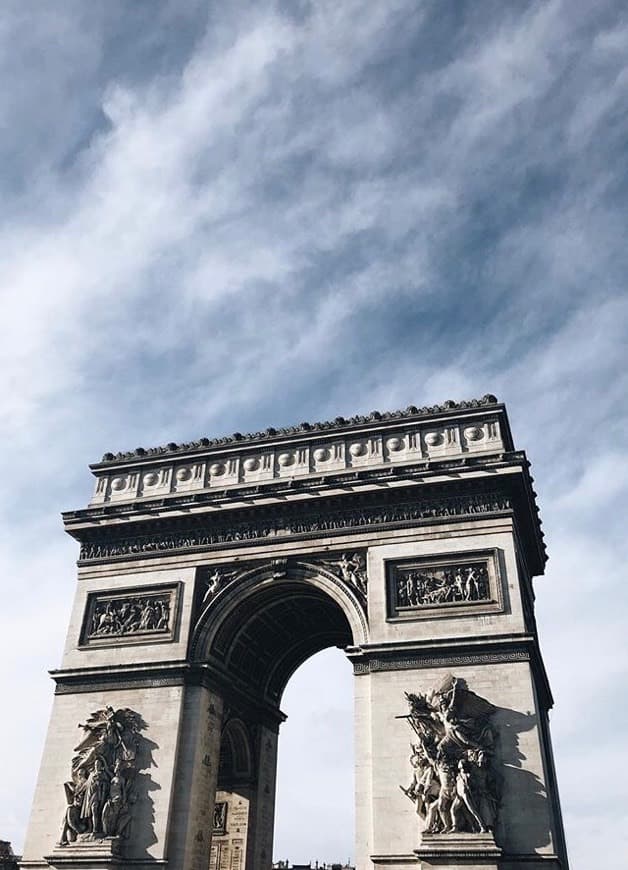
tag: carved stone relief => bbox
[399,676,499,838]
[79,492,512,561]
[202,568,240,605]
[199,561,280,608]
[387,552,502,619]
[58,707,146,847]
[199,552,367,611]
[316,551,367,597]
[81,585,179,646]
[396,563,489,608]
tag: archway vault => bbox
[191,561,367,705]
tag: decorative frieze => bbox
[386,551,503,621]
[79,492,512,563]
[80,584,180,647]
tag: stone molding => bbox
[43,858,166,869]
[77,489,513,564]
[349,636,554,710]
[369,856,561,867]
[87,400,507,506]
[51,635,552,709]
[50,662,286,729]
[415,831,502,857]
[96,395,502,465]
[54,675,184,695]
[352,649,530,675]
[66,449,533,526]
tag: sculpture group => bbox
[88,596,171,637]
[396,564,489,608]
[59,707,144,846]
[201,552,368,607]
[400,676,499,836]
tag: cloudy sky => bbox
[1,0,627,866]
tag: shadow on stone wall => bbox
[130,733,160,859]
[492,706,551,852]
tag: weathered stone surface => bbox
[20,400,567,870]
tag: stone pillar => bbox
[209,717,279,870]
[244,725,279,870]
[167,685,225,870]
[354,669,374,870]
[362,661,563,869]
[349,530,569,870]
[19,562,203,870]
[21,683,188,870]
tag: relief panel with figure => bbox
[387,551,504,620]
[80,584,180,646]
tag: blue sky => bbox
[1,1,627,865]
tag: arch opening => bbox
[203,574,360,870]
[273,648,354,867]
[203,577,357,705]
[212,718,256,869]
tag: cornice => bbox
[73,485,515,566]
[65,450,531,525]
[48,634,553,713]
[94,394,504,466]
[50,660,287,727]
[348,633,554,709]
[67,462,546,575]
[60,402,547,575]
[83,399,514,512]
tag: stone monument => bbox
[20,396,569,869]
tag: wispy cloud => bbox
[1,1,627,865]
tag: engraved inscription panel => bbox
[209,796,249,870]
[80,584,179,647]
[387,550,503,620]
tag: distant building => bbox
[0,842,19,870]
[273,863,354,870]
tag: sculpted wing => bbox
[73,709,109,753]
[116,709,144,733]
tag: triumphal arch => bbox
[21,396,569,870]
